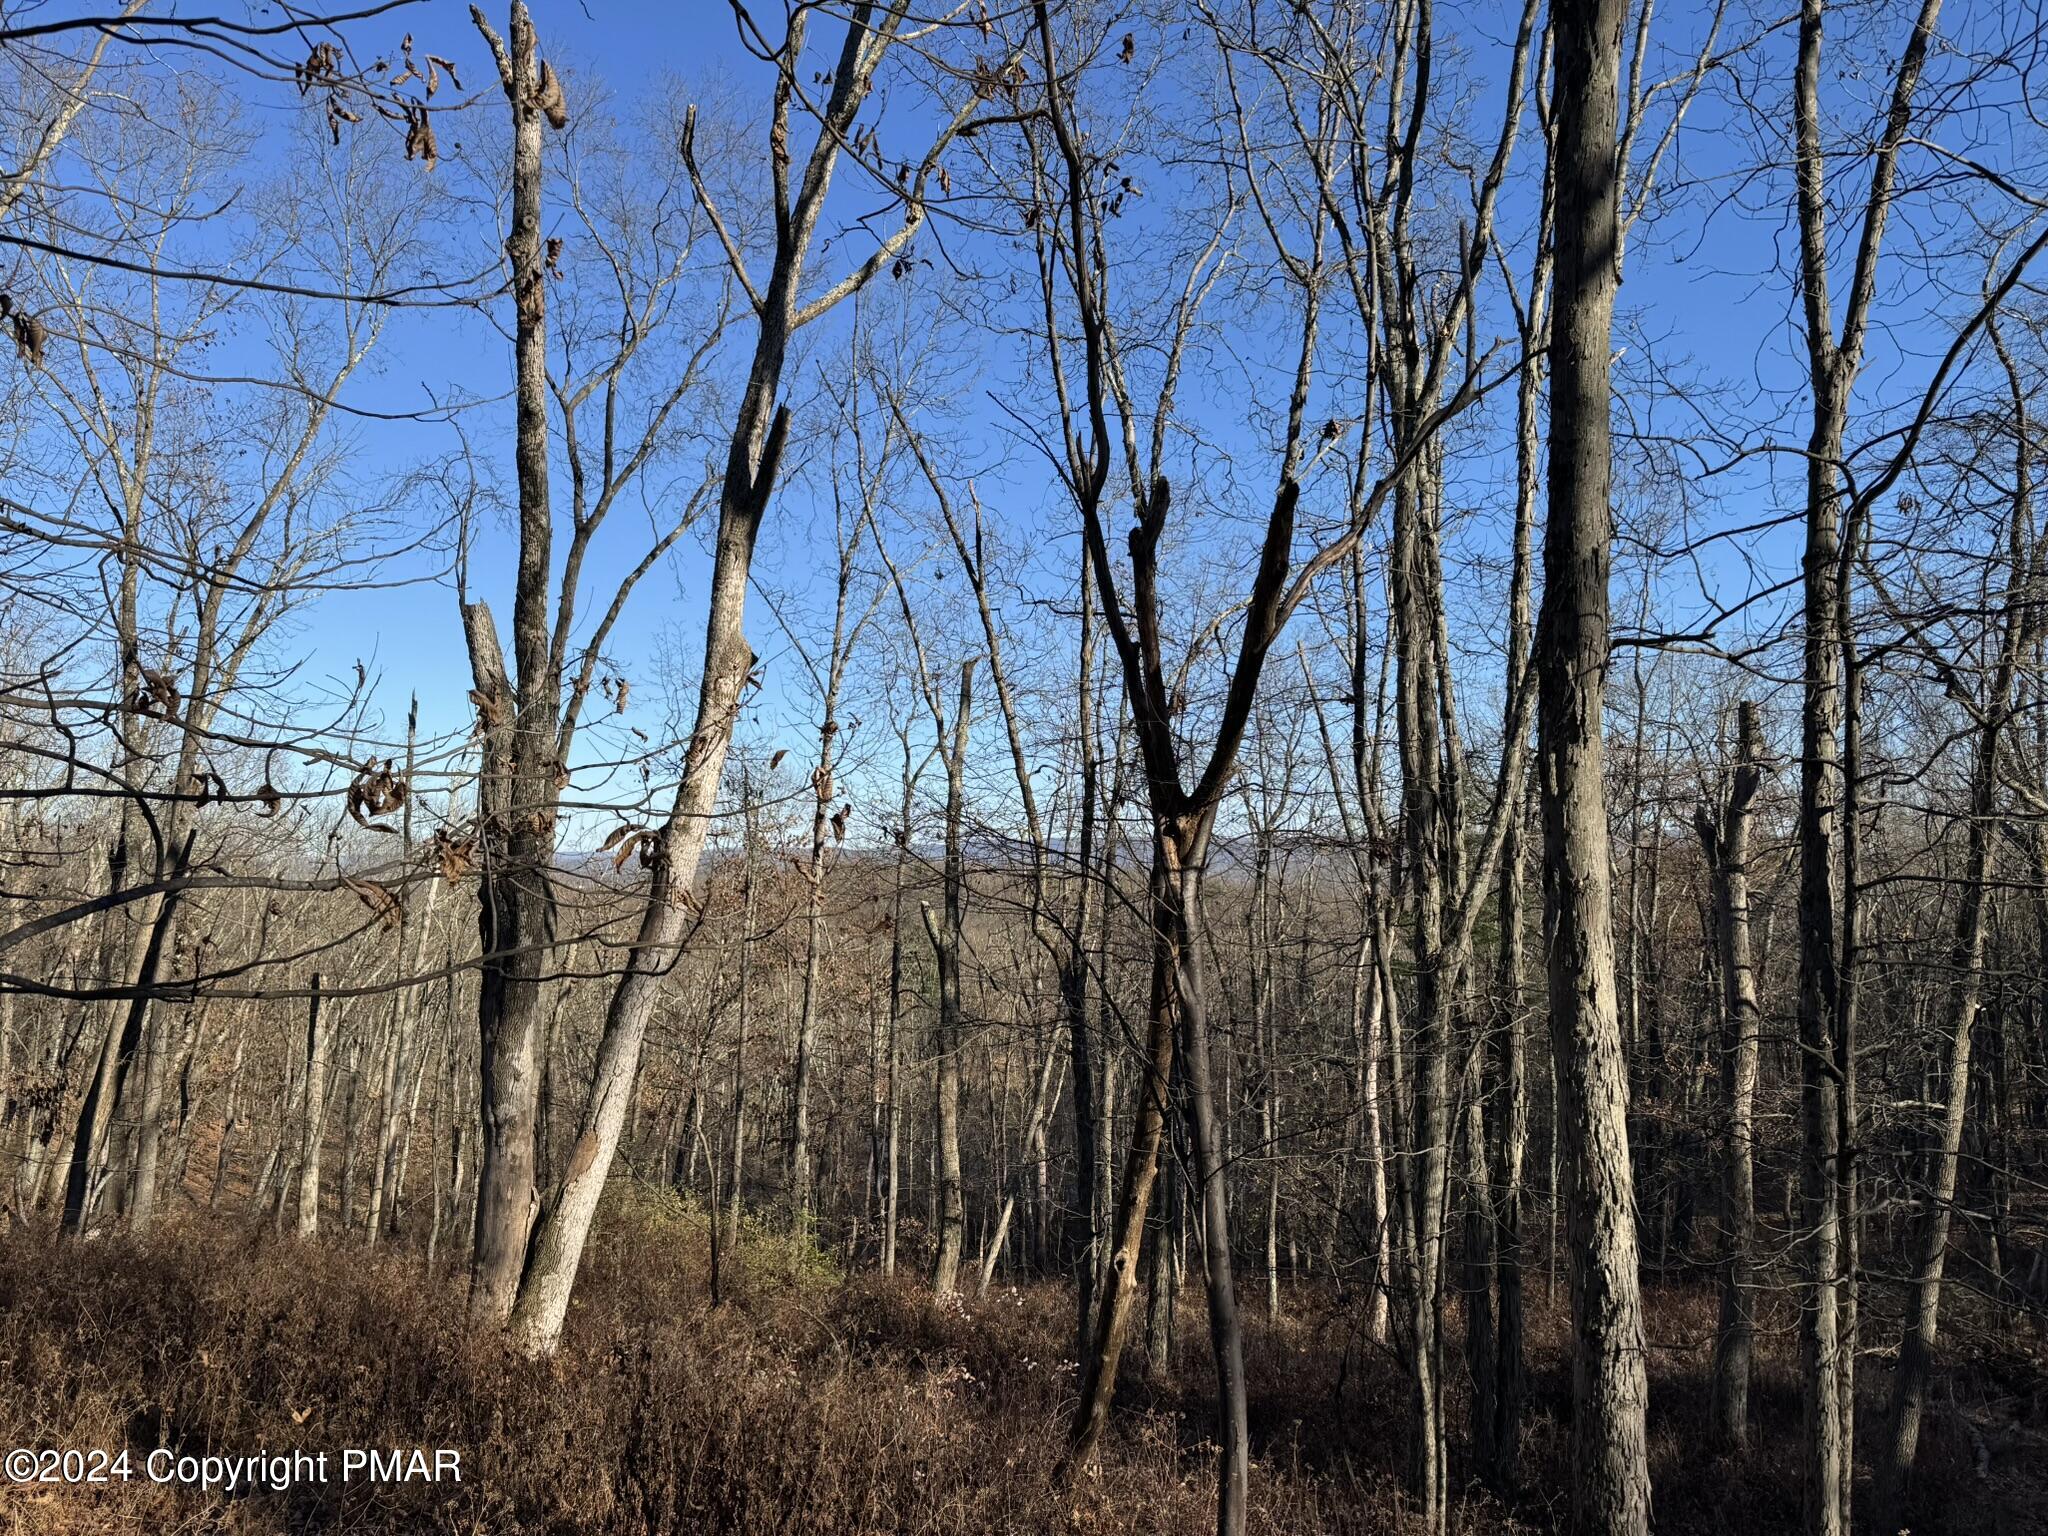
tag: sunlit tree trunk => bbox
[1539,0,1651,1528]
[1698,701,1764,1450]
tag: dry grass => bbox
[0,1188,2038,1534]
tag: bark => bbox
[789,531,864,1227]
[1698,701,1765,1450]
[1540,1,1651,1531]
[61,831,193,1235]
[1788,0,1943,1522]
[1390,456,1452,1531]
[465,0,563,1326]
[1482,781,1533,1486]
[924,659,973,1295]
[1065,559,1103,1350]
[295,977,328,1239]
[726,799,759,1259]
[502,0,949,1356]
[1877,315,2036,1512]
[1171,832,1250,1536]
[1479,236,1546,1476]
[882,736,916,1278]
[1835,596,1863,1523]
[125,973,190,1233]
[1357,929,1392,1345]
[1068,856,1178,1469]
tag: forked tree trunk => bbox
[465,0,565,1325]
[62,831,192,1236]
[1788,1,1944,1523]
[501,0,951,1356]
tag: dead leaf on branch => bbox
[535,60,568,130]
[180,770,230,806]
[121,650,179,719]
[326,100,362,145]
[296,42,343,95]
[341,875,402,930]
[390,33,420,89]
[347,759,408,832]
[0,296,47,367]
[626,834,664,871]
[403,102,439,170]
[432,829,477,881]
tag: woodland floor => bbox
[0,1188,2042,1535]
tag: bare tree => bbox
[1538,0,1651,1529]
[1696,700,1765,1450]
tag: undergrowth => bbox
[0,1185,2037,1534]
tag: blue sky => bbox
[22,0,2042,847]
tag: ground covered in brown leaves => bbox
[0,1189,2040,1534]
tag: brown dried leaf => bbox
[341,875,402,931]
[403,103,439,170]
[536,60,568,130]
[346,759,408,830]
[433,831,477,882]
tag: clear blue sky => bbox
[116,0,2045,840]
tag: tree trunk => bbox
[883,740,914,1279]
[295,977,328,1239]
[1171,829,1250,1536]
[1486,785,1530,1485]
[1877,319,2031,1511]
[789,691,842,1227]
[1540,1,1652,1529]
[925,659,973,1295]
[465,0,566,1327]
[1699,701,1764,1450]
[1067,848,1179,1469]
[1788,0,1943,1522]
[61,831,192,1236]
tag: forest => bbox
[0,0,2045,1532]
